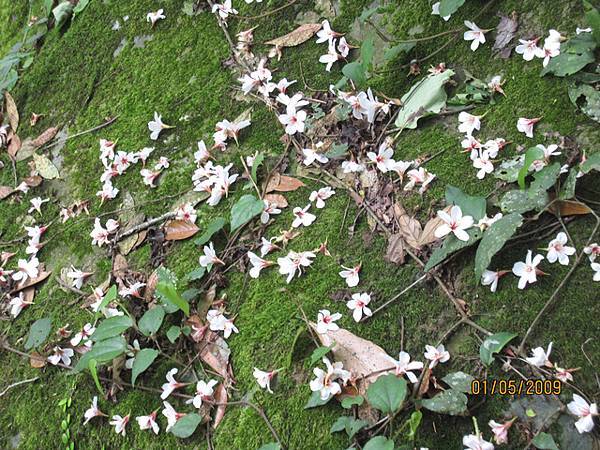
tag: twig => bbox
[116,211,176,241]
[362,273,428,320]
[0,377,39,397]
[240,155,262,199]
[39,116,119,151]
[234,0,299,21]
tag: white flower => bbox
[367,143,395,173]
[109,415,130,436]
[66,265,91,289]
[175,203,197,223]
[424,344,450,368]
[525,342,552,367]
[488,419,514,445]
[346,292,372,322]
[584,243,600,262]
[70,323,95,346]
[261,200,281,224]
[458,112,482,136]
[481,270,500,292]
[302,145,329,166]
[278,106,307,135]
[207,310,238,338]
[146,9,165,27]
[389,351,423,384]
[137,146,154,165]
[119,281,146,299]
[162,401,185,432]
[12,257,40,284]
[292,205,317,228]
[463,21,487,51]
[148,112,173,140]
[576,27,592,34]
[186,379,218,408]
[512,250,544,289]
[28,197,49,215]
[434,205,474,242]
[316,309,342,334]
[247,251,274,278]
[9,292,34,318]
[277,250,315,283]
[546,232,576,265]
[309,357,351,401]
[567,394,598,434]
[161,368,185,399]
[260,237,279,257]
[341,160,365,173]
[309,187,335,209]
[516,117,540,138]
[194,141,210,165]
[276,93,309,110]
[319,39,340,72]
[516,38,542,61]
[472,149,494,179]
[155,156,170,170]
[199,242,224,267]
[253,368,278,393]
[316,20,341,44]
[463,434,494,450]
[338,37,350,57]
[96,181,119,203]
[212,0,238,20]
[592,262,600,281]
[539,39,560,67]
[404,167,436,194]
[136,411,159,434]
[339,264,360,287]
[431,2,451,21]
[477,213,503,231]
[83,396,106,425]
[487,76,505,96]
[48,346,74,366]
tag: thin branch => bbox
[39,116,119,151]
[362,273,428,320]
[0,377,39,397]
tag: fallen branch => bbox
[0,376,39,397]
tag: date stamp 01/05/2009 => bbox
[471,379,563,396]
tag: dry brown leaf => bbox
[30,351,47,368]
[0,186,14,200]
[4,91,19,132]
[112,253,129,279]
[197,329,231,380]
[144,269,159,302]
[418,208,450,247]
[12,270,52,293]
[7,133,21,157]
[23,175,43,188]
[263,193,288,208]
[32,127,58,148]
[549,200,592,217]
[310,323,395,395]
[265,23,321,47]
[394,203,422,249]
[213,383,228,429]
[164,219,200,241]
[266,174,305,193]
[384,234,405,265]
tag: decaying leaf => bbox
[394,203,422,249]
[265,173,305,193]
[112,253,129,280]
[7,132,21,157]
[310,323,395,395]
[549,199,592,216]
[32,153,60,179]
[23,175,43,188]
[265,23,321,47]
[164,219,200,241]
[213,383,228,429]
[4,91,19,132]
[144,269,159,302]
[263,193,288,208]
[30,351,47,368]
[384,234,405,265]
[0,186,14,200]
[197,330,232,380]
[12,270,52,293]
[32,127,59,148]
[493,12,518,58]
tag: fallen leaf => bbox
[118,212,145,255]
[144,270,159,302]
[32,127,59,148]
[12,270,52,293]
[23,175,43,188]
[0,186,14,200]
[4,91,19,132]
[549,200,592,216]
[394,203,422,249]
[112,253,128,279]
[493,12,518,58]
[32,153,59,179]
[310,323,395,395]
[213,383,227,429]
[197,330,231,380]
[384,234,405,265]
[164,219,200,241]
[7,133,21,157]
[263,193,288,208]
[418,208,450,247]
[30,351,47,368]
[265,23,322,47]
[266,174,305,193]
[30,113,43,127]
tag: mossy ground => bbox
[0,1,598,449]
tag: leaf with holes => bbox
[499,189,549,215]
[442,372,474,393]
[421,389,467,415]
[474,213,523,280]
[131,348,159,385]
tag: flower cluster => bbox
[515,30,562,67]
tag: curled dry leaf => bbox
[0,186,14,200]
[394,203,422,250]
[196,329,232,381]
[29,351,47,368]
[212,383,228,429]
[4,91,19,132]
[164,219,200,241]
[384,234,405,265]
[7,132,21,158]
[112,253,129,280]
[309,323,395,395]
[12,270,52,294]
[263,193,288,208]
[265,173,305,193]
[549,200,592,216]
[418,207,450,247]
[265,23,321,47]
[144,269,159,302]
[23,175,43,188]
[32,127,59,148]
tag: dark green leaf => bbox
[363,436,395,450]
[442,372,474,393]
[94,285,117,317]
[425,228,483,271]
[360,35,375,69]
[325,143,348,159]
[541,34,596,77]
[74,336,127,372]
[560,169,578,200]
[568,83,600,122]
[406,410,422,440]
[194,217,226,246]
[230,195,264,231]
[518,146,544,189]
[25,317,52,350]
[91,316,133,341]
[580,152,600,173]
[138,306,165,336]
[445,185,487,221]
[480,332,518,366]
[73,0,90,16]
[184,267,206,282]
[310,346,333,365]
[330,416,369,438]
[421,389,468,415]
[532,432,559,450]
[131,348,159,385]
[251,152,265,183]
[383,43,415,61]
[166,326,182,343]
[156,281,189,316]
[170,412,202,438]
[342,61,367,86]
[341,395,364,409]
[366,374,407,414]
[257,444,281,450]
[439,0,466,17]
[52,2,74,27]
[305,391,331,409]
[584,0,600,45]
[474,213,523,279]
[499,189,549,215]
[530,163,561,194]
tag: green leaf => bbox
[584,0,600,45]
[73,0,90,16]
[360,35,375,69]
[530,163,561,194]
[325,142,349,159]
[138,306,165,336]
[25,317,52,350]
[74,336,127,372]
[170,412,202,438]
[580,152,600,173]
[310,345,333,365]
[518,146,544,189]
[52,2,74,27]
[395,69,454,130]
[166,326,182,343]
[94,285,117,317]
[88,359,104,395]
[383,42,415,61]
[251,152,265,183]
[405,410,422,440]
[499,189,549,215]
[474,213,523,279]
[91,316,133,341]
[445,185,487,221]
[442,372,475,393]
[156,281,189,316]
[479,332,518,366]
[363,436,395,450]
[131,348,159,386]
[194,217,226,246]
[568,83,600,122]
[366,374,407,414]
[305,391,331,409]
[559,169,578,200]
[330,416,369,438]
[44,0,53,15]
[421,389,468,415]
[184,266,206,282]
[532,432,559,450]
[258,444,281,450]
[439,0,466,17]
[230,195,264,231]
[341,395,364,409]
[541,34,596,77]
[425,228,483,271]
[342,61,367,86]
